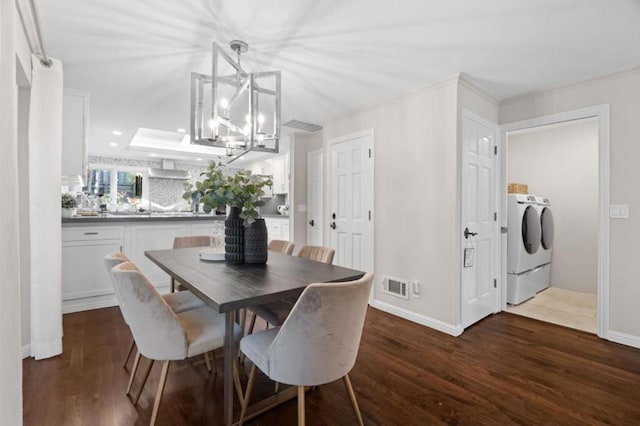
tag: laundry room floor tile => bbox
[506,287,597,333]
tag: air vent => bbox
[382,276,409,299]
[283,120,323,132]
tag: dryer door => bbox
[541,207,555,249]
[522,205,541,254]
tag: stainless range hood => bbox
[148,159,191,180]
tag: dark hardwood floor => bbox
[23,306,640,425]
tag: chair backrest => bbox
[110,262,188,360]
[268,239,295,255]
[297,245,335,264]
[267,272,373,386]
[173,235,211,249]
[104,252,134,324]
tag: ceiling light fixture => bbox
[190,40,281,164]
[112,130,122,136]
[177,128,186,133]
[109,142,118,147]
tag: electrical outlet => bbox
[410,280,421,298]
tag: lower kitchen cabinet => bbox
[62,226,124,314]
[264,217,291,242]
[128,223,188,289]
[61,220,224,313]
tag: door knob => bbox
[464,227,478,239]
[330,222,337,230]
[308,219,315,227]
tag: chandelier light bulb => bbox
[258,113,265,124]
[220,98,229,109]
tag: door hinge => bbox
[368,210,372,221]
[494,146,497,155]
[494,212,497,221]
[493,279,497,288]
[368,148,372,158]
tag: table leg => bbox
[224,310,236,426]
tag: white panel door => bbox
[329,131,373,272]
[307,149,323,246]
[461,110,499,329]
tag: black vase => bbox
[225,207,244,263]
[244,219,268,264]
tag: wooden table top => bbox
[145,247,365,313]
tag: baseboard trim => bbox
[607,330,640,349]
[22,344,31,359]
[371,300,463,337]
[63,295,119,314]
[62,285,170,314]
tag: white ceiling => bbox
[39,0,640,160]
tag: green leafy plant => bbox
[61,193,78,209]
[186,160,272,225]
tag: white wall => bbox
[500,67,640,341]
[322,76,462,328]
[1,0,24,423]
[508,119,598,293]
[19,87,32,350]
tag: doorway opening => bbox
[500,106,609,336]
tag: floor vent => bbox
[283,119,323,132]
[382,276,409,299]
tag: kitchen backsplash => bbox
[148,178,189,211]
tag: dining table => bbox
[145,247,365,426]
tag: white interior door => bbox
[328,131,373,272]
[307,149,323,246]
[461,110,499,329]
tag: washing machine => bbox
[529,195,554,293]
[507,194,542,304]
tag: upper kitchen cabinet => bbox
[62,89,89,179]
[272,152,289,195]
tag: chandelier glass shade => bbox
[190,41,281,163]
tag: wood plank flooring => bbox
[23,307,640,425]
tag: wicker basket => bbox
[507,183,528,194]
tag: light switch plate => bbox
[610,204,629,219]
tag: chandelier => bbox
[190,40,281,163]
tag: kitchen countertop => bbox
[62,212,226,224]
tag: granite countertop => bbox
[62,212,226,224]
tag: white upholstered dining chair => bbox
[171,235,212,292]
[239,272,374,426]
[247,245,336,333]
[110,261,242,426]
[103,252,210,382]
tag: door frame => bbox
[499,104,610,338]
[459,109,501,329]
[307,148,324,246]
[327,129,375,299]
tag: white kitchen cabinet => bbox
[128,223,188,288]
[272,153,289,195]
[61,226,124,313]
[62,89,89,178]
[264,217,290,242]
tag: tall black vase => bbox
[244,219,268,264]
[225,207,244,263]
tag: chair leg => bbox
[297,385,305,426]
[239,309,247,334]
[170,277,175,293]
[126,350,141,395]
[133,359,154,405]
[247,312,257,335]
[204,351,212,373]
[123,339,135,368]
[274,381,280,393]
[150,361,170,426]
[343,374,364,426]
[232,359,244,405]
[239,364,257,426]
